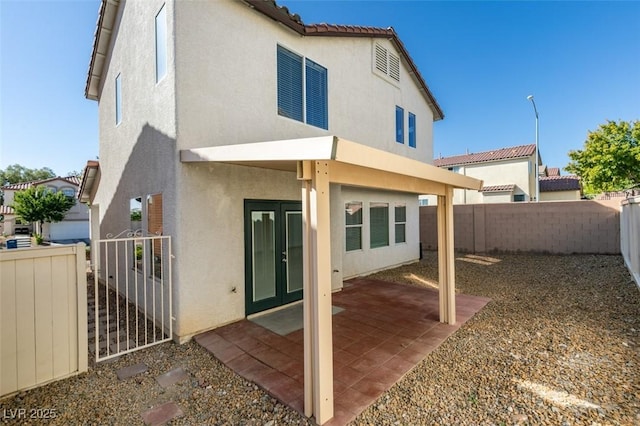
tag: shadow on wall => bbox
[420,200,622,254]
[99,124,177,239]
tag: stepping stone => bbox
[141,401,183,426]
[156,367,189,388]
[116,362,148,380]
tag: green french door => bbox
[244,200,303,315]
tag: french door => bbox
[244,200,303,315]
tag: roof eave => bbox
[85,0,120,101]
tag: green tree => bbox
[11,186,76,241]
[566,120,640,195]
[0,164,56,185]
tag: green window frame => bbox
[345,201,362,251]
[370,202,389,249]
[395,204,406,244]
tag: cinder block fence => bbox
[420,200,621,254]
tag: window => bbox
[448,166,460,173]
[408,112,416,148]
[345,202,362,251]
[395,106,404,143]
[373,43,400,82]
[418,198,429,206]
[277,45,328,130]
[394,204,406,244]
[155,4,167,82]
[370,202,389,249]
[61,187,75,198]
[115,74,122,125]
[514,194,526,202]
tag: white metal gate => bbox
[92,232,172,362]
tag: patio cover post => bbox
[301,161,334,424]
[437,185,456,324]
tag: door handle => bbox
[281,251,287,262]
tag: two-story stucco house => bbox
[80,1,482,421]
[1,176,89,242]
[421,144,541,205]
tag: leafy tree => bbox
[11,186,76,239]
[0,164,56,185]
[566,120,640,194]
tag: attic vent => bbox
[373,43,400,83]
[388,53,400,82]
[375,43,387,74]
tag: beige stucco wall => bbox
[540,190,581,201]
[420,200,621,254]
[93,0,438,340]
[340,187,420,279]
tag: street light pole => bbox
[527,95,539,202]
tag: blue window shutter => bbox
[277,46,303,122]
[305,59,328,130]
[408,112,416,148]
[395,106,404,143]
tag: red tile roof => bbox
[481,184,515,193]
[434,144,536,167]
[539,175,581,192]
[0,205,14,215]
[547,167,560,176]
[1,176,80,191]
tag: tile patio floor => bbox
[194,278,490,425]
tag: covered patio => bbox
[195,277,490,425]
[181,135,483,424]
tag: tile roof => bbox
[434,144,536,167]
[87,0,444,120]
[0,205,14,215]
[547,167,560,176]
[539,175,581,192]
[481,184,515,193]
[1,176,81,191]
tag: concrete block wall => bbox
[421,200,621,254]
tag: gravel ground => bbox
[1,253,638,425]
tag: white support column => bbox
[301,177,313,418]
[301,161,334,424]
[437,185,456,324]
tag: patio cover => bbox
[180,136,482,424]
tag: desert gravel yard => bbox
[1,253,638,425]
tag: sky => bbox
[0,1,639,177]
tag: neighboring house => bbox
[539,170,581,201]
[79,1,481,422]
[421,144,540,205]
[1,176,89,242]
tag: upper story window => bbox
[60,187,75,198]
[408,112,416,148]
[115,74,122,125]
[155,4,167,83]
[448,166,460,173]
[277,45,328,130]
[395,106,404,144]
[374,43,400,83]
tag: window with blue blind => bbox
[305,59,328,129]
[408,112,416,148]
[277,45,328,130]
[277,46,303,122]
[395,106,404,143]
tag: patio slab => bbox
[195,278,490,425]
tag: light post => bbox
[527,95,539,202]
